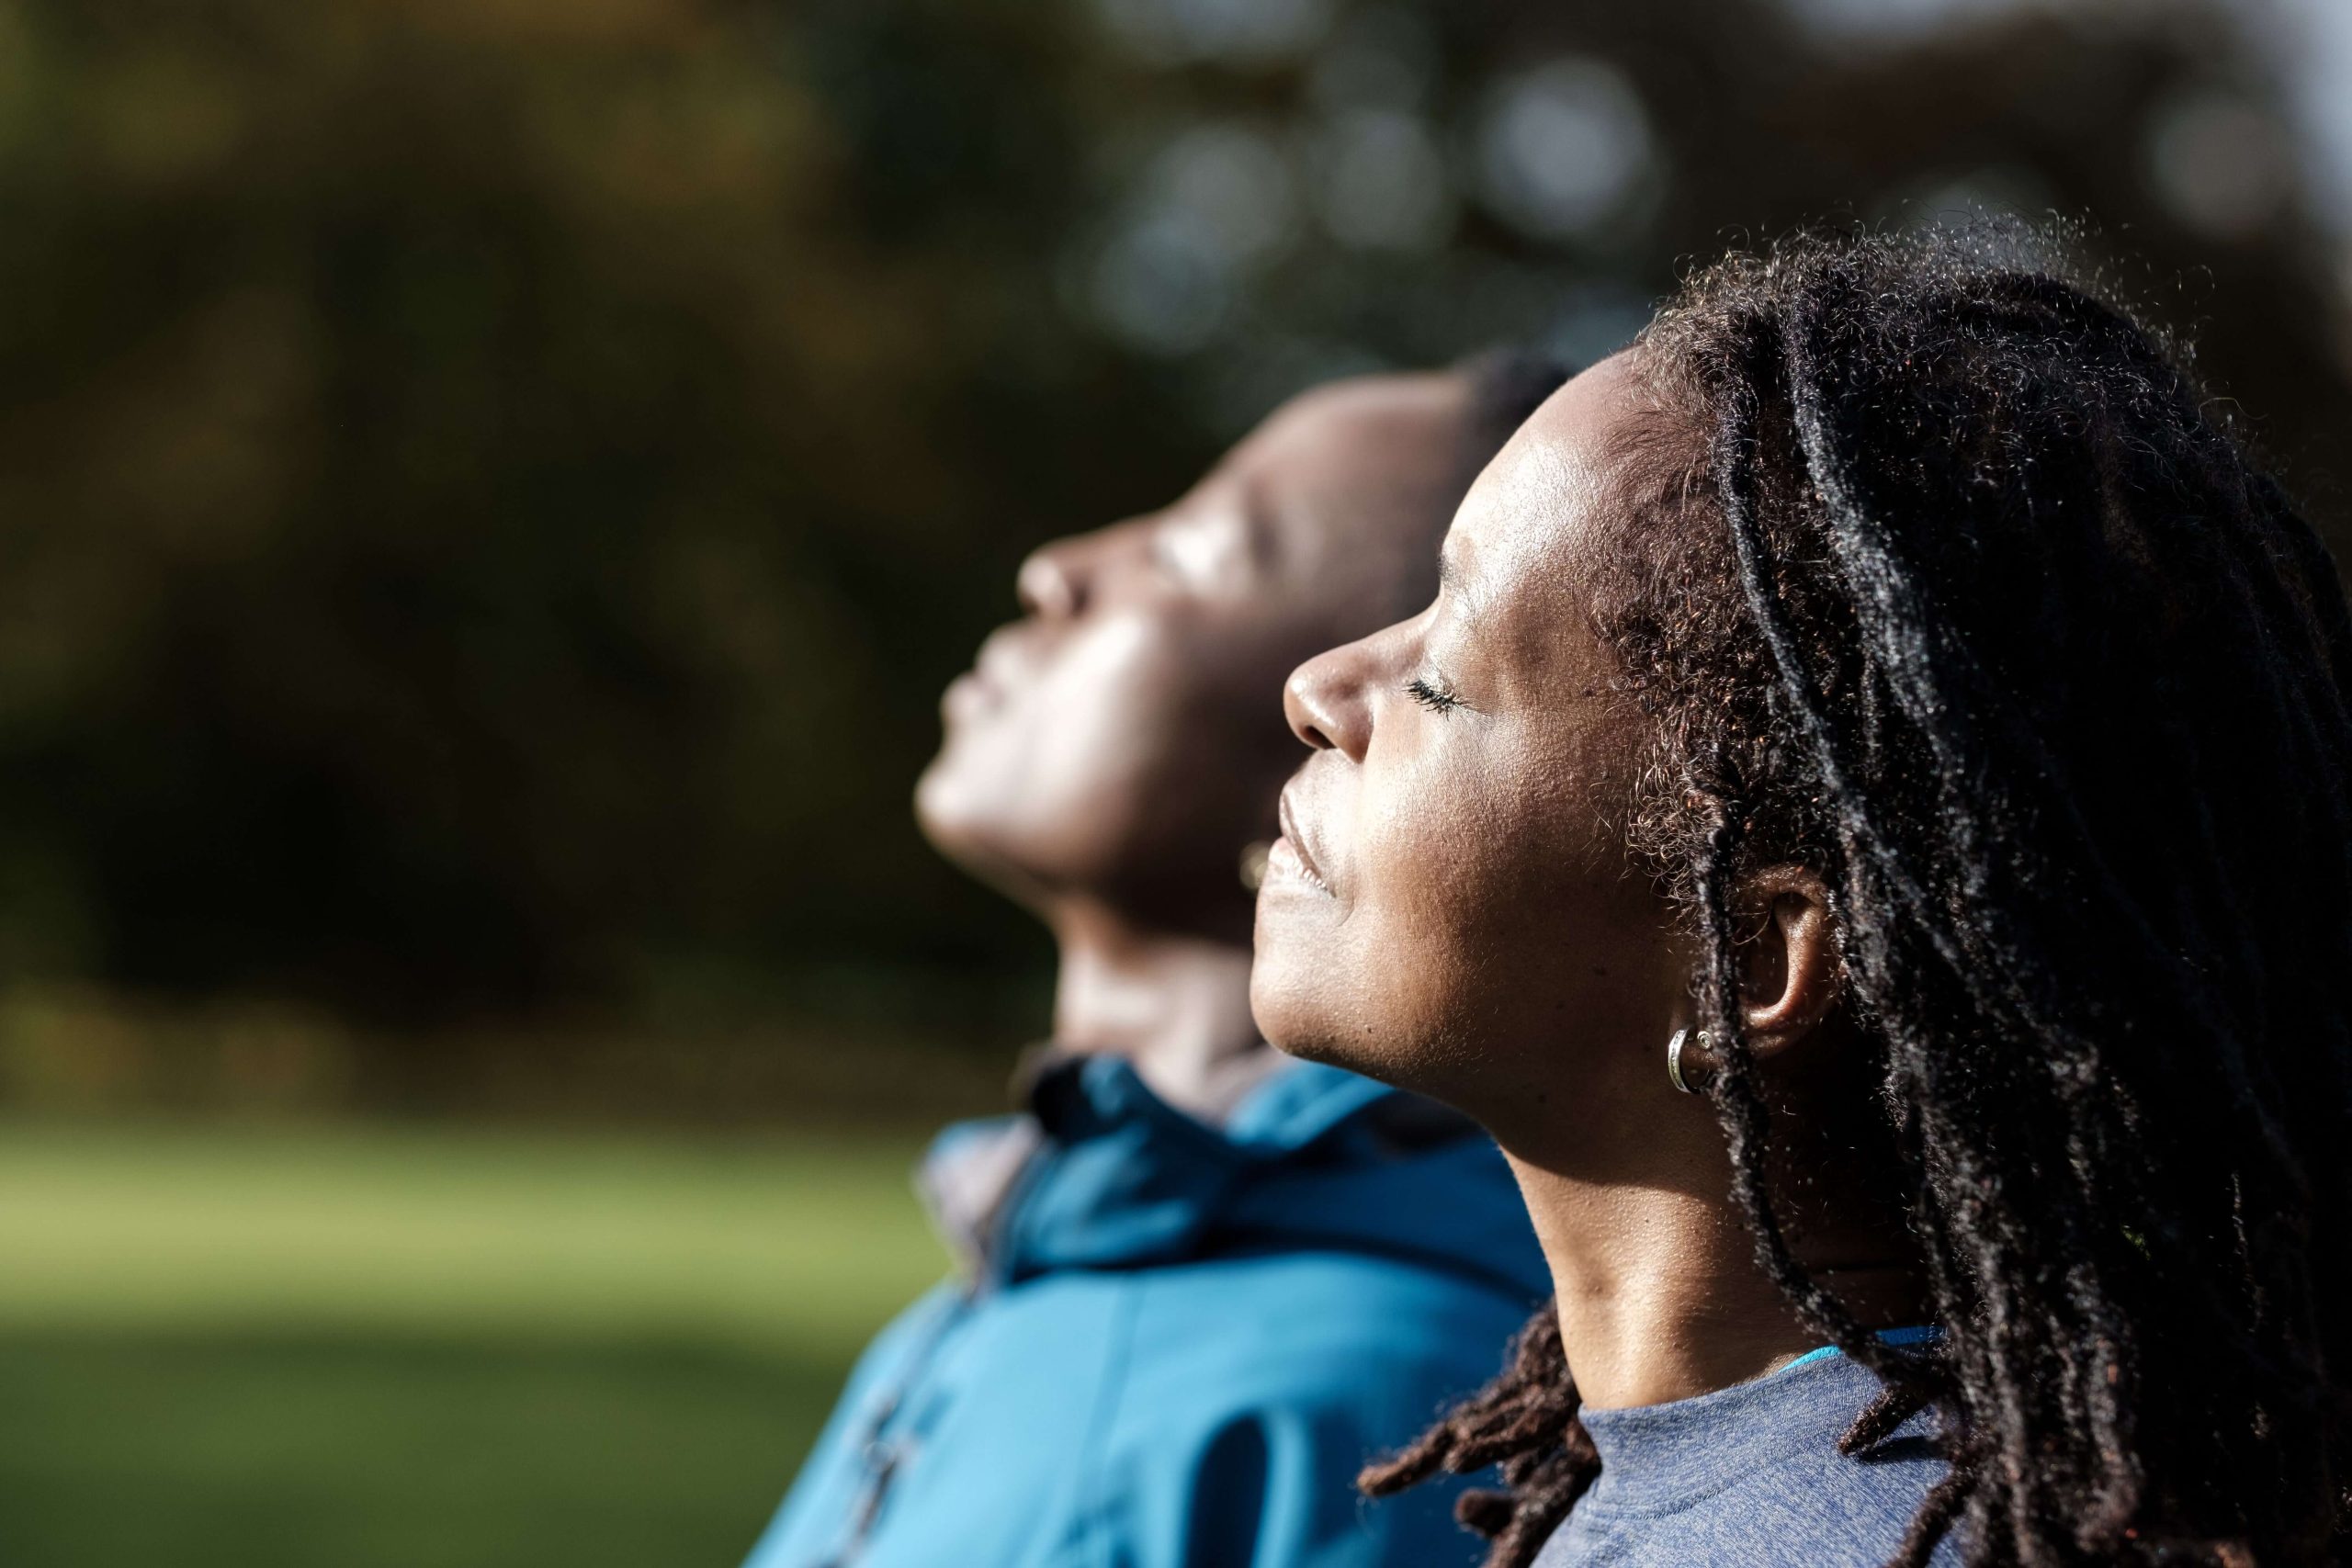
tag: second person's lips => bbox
[942,669,999,723]
[945,621,1049,723]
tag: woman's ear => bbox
[1733,864,1841,1060]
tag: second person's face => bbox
[916,372,1482,935]
[1251,355,1692,1153]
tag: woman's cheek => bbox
[1357,770,1505,975]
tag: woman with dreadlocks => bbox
[1250,228,2352,1568]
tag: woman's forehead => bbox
[1446,354,1652,604]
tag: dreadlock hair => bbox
[1362,227,2352,1567]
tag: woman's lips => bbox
[942,624,1035,726]
[941,669,1000,725]
[1263,837,1329,895]
[1270,790,1333,896]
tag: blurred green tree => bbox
[0,0,1202,1039]
[0,0,2342,1073]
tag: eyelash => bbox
[1406,675,1463,715]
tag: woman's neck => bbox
[1499,1145,1926,1412]
[1047,900,1277,1119]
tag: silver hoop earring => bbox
[1667,1027,1702,1095]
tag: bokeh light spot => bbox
[1310,109,1456,254]
[1474,58,1660,243]
[2147,89,2291,240]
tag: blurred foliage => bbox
[0,0,2346,1083]
[0,981,1012,1122]
[0,0,1193,1039]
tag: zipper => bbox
[814,1292,968,1568]
[817,1134,1049,1566]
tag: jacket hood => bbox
[920,1054,1547,1306]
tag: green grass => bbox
[0,1120,951,1568]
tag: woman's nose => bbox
[1017,517,1158,620]
[1284,640,1376,762]
[1015,540,1085,619]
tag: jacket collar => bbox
[918,1051,1472,1286]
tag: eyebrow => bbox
[1202,472,1277,568]
[1437,549,1485,622]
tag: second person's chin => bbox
[911,757,986,863]
[912,776,1050,908]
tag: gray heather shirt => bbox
[1531,1350,1962,1567]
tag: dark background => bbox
[4,0,2348,1122]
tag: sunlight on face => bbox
[915,372,1482,929]
[1251,355,1692,1147]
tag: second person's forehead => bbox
[1275,378,1475,503]
[1246,373,1466,495]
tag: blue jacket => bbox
[743,1054,1548,1568]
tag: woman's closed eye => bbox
[1406,675,1464,716]
[1151,513,1250,591]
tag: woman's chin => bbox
[1250,950,1479,1109]
[1253,1020,1363,1074]
[1249,947,1369,1071]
